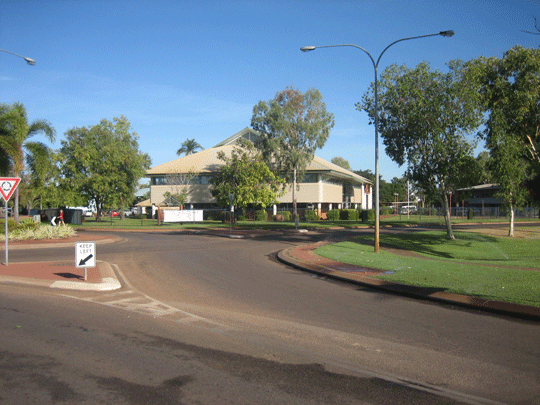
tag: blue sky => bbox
[1,0,539,181]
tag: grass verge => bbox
[314,230,540,307]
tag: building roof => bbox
[213,127,262,147]
[146,145,236,175]
[146,128,372,185]
[457,183,500,191]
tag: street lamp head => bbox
[24,58,36,66]
[300,46,316,52]
[439,30,455,37]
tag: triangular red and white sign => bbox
[0,178,21,201]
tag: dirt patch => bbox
[460,226,540,240]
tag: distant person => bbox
[58,209,65,226]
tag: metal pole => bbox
[4,199,8,266]
[300,31,454,253]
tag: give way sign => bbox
[0,178,21,202]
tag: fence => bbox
[145,206,539,223]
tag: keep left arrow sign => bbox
[75,242,96,268]
[78,254,94,266]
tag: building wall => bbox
[151,184,216,206]
[150,182,346,206]
[353,186,364,206]
[278,183,342,204]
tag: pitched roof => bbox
[213,127,261,147]
[146,145,236,175]
[146,145,371,185]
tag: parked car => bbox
[109,210,120,217]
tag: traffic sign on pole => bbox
[0,178,21,202]
[75,241,96,281]
[1,178,20,266]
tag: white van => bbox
[399,205,417,215]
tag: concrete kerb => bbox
[0,261,122,291]
[50,261,122,291]
[0,235,123,291]
[277,246,540,320]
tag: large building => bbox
[144,128,373,214]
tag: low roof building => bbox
[145,128,372,212]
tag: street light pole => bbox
[1,49,36,65]
[301,31,454,252]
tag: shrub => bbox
[254,209,268,221]
[203,210,222,221]
[380,206,393,216]
[0,224,76,242]
[0,219,19,233]
[273,211,291,221]
[304,210,319,221]
[0,218,39,233]
[326,209,340,221]
[366,209,375,220]
[340,209,358,221]
[237,214,247,221]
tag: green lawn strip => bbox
[77,215,537,230]
[314,232,540,307]
[364,231,540,269]
[77,218,372,230]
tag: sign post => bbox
[0,178,21,266]
[75,242,96,281]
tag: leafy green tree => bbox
[59,116,151,220]
[210,141,285,211]
[0,102,56,221]
[177,138,204,156]
[330,156,351,170]
[358,61,484,239]
[162,169,195,207]
[466,46,540,173]
[465,46,540,234]
[354,169,375,182]
[476,151,494,184]
[25,148,63,209]
[251,87,335,226]
[488,133,530,236]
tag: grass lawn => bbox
[314,229,540,307]
[77,214,536,230]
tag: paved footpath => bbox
[0,229,538,319]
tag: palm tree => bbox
[176,138,204,156]
[0,102,56,221]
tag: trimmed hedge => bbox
[273,211,292,221]
[339,209,358,221]
[326,209,340,221]
[254,209,268,221]
[304,210,319,221]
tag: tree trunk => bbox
[293,165,298,229]
[442,193,455,240]
[508,203,515,237]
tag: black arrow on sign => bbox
[79,254,93,266]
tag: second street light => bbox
[1,49,36,65]
[301,30,454,253]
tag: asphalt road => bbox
[2,227,539,404]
